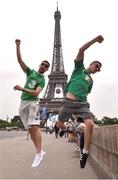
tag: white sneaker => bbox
[32,150,46,167]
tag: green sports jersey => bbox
[64,60,93,101]
[21,68,45,101]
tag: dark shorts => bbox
[58,98,93,122]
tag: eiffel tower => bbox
[40,4,68,113]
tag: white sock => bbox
[83,148,88,154]
[36,151,42,156]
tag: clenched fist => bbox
[96,35,104,43]
[13,85,23,91]
[15,39,21,45]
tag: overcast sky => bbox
[0,0,118,120]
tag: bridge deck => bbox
[0,131,105,179]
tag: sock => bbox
[36,151,42,156]
[83,148,88,154]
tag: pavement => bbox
[0,131,102,179]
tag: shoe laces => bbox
[80,153,83,160]
[33,154,42,163]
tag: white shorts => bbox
[19,101,41,129]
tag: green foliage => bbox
[11,116,24,128]
[94,116,118,126]
[0,116,24,129]
[0,119,11,128]
[100,116,118,125]
[0,115,118,129]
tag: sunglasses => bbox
[41,63,49,68]
[95,64,101,71]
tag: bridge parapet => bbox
[90,125,118,179]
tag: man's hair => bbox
[90,61,102,67]
[42,60,50,67]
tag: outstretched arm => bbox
[15,39,28,72]
[13,85,43,96]
[76,35,104,61]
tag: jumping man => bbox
[14,39,50,167]
[57,35,104,168]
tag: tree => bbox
[11,116,24,128]
[0,119,11,129]
[100,116,118,125]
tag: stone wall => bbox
[90,125,118,179]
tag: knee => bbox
[84,119,94,128]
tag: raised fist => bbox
[96,35,104,43]
[13,85,23,91]
[15,39,21,45]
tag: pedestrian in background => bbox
[54,122,60,138]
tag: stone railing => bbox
[90,125,118,179]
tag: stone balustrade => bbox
[90,125,118,179]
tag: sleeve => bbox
[25,67,32,76]
[71,59,85,76]
[74,59,84,70]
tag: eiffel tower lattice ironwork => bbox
[40,5,68,113]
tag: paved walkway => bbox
[0,131,100,179]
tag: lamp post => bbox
[45,103,48,134]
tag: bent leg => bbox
[84,119,94,151]
[28,125,42,154]
[80,133,84,150]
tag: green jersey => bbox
[21,68,45,101]
[65,60,93,101]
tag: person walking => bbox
[13,39,50,167]
[54,122,60,138]
[57,35,104,168]
[26,130,30,140]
